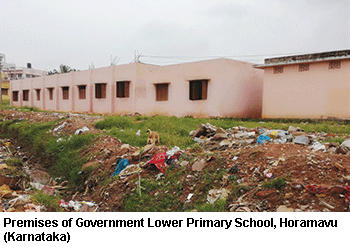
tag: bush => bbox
[30,191,60,212]
[262,177,287,191]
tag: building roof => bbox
[254,49,350,68]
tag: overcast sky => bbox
[1,0,349,71]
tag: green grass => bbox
[0,100,12,110]
[5,158,23,168]
[0,118,95,188]
[30,191,61,212]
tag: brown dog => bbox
[147,129,160,145]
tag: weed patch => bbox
[262,177,286,191]
[30,191,60,212]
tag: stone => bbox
[0,163,9,170]
[276,205,294,212]
[192,124,207,138]
[288,126,297,132]
[215,127,226,134]
[193,137,204,144]
[121,144,130,150]
[311,141,326,152]
[0,184,12,198]
[219,139,232,147]
[131,150,140,161]
[334,162,345,172]
[340,139,350,149]
[293,136,309,145]
[285,192,293,199]
[234,132,249,139]
[180,161,189,167]
[142,144,154,153]
[192,159,207,172]
[336,145,349,154]
[207,188,229,204]
[212,133,228,141]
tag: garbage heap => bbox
[189,123,348,154]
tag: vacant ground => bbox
[0,105,349,212]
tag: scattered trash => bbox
[206,188,229,204]
[74,126,90,135]
[148,146,183,174]
[265,173,273,179]
[53,122,67,132]
[136,130,141,136]
[0,184,13,198]
[257,135,270,144]
[59,199,69,208]
[113,157,130,176]
[229,165,239,173]
[119,164,141,178]
[42,185,55,195]
[186,193,194,202]
[307,184,326,194]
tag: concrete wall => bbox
[10,59,263,118]
[262,59,350,119]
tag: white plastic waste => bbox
[74,126,90,135]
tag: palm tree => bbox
[47,65,76,75]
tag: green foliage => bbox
[0,100,11,110]
[194,199,226,212]
[321,137,345,144]
[262,177,287,191]
[231,183,251,199]
[44,134,95,187]
[5,158,23,168]
[0,118,94,188]
[123,166,186,211]
[30,191,60,212]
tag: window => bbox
[95,83,106,99]
[116,81,130,98]
[12,91,19,101]
[329,60,341,69]
[26,74,30,78]
[273,66,284,74]
[36,89,41,101]
[23,90,29,101]
[155,83,169,101]
[189,80,208,101]
[62,86,69,100]
[17,74,22,78]
[299,63,309,72]
[48,88,54,100]
[78,85,86,100]
[2,88,8,96]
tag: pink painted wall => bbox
[10,59,263,118]
[262,59,350,119]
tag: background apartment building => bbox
[0,53,46,101]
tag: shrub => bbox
[30,191,60,212]
[262,177,286,191]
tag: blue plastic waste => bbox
[113,157,130,176]
[257,135,271,144]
